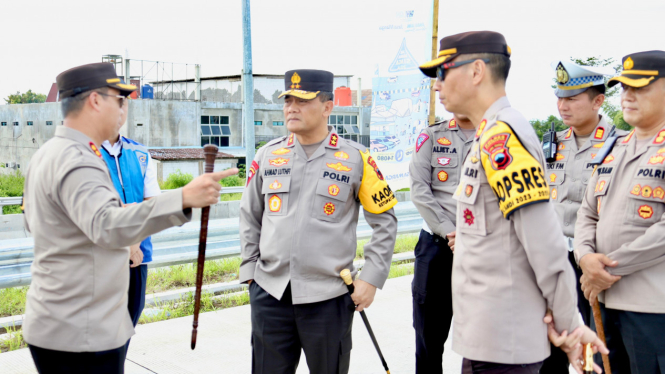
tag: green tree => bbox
[4,90,47,104]
[530,115,566,140]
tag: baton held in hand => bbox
[191,144,219,350]
[591,299,612,374]
[340,269,390,374]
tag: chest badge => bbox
[328,184,340,196]
[558,143,566,151]
[269,195,282,212]
[638,204,654,219]
[327,162,352,172]
[465,184,473,197]
[648,154,665,165]
[593,143,604,149]
[603,155,615,164]
[550,174,557,183]
[641,185,653,198]
[269,180,282,190]
[89,142,102,158]
[269,158,290,167]
[551,187,558,200]
[555,153,565,161]
[437,171,448,182]
[323,202,336,215]
[654,187,665,200]
[437,137,452,146]
[437,157,451,166]
[334,151,349,160]
[631,184,641,195]
[272,148,291,155]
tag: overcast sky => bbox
[2,0,664,121]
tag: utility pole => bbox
[428,0,439,125]
[242,0,255,165]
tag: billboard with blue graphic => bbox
[370,2,433,190]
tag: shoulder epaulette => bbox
[344,138,367,152]
[266,136,287,147]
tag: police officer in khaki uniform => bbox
[239,69,398,374]
[22,63,236,374]
[419,31,606,373]
[541,60,626,373]
[575,50,665,373]
[409,114,474,373]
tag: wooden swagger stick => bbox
[592,300,612,374]
[191,144,219,350]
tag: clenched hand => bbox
[350,279,377,312]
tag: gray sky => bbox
[2,0,664,121]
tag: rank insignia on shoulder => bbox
[269,180,282,190]
[287,133,295,146]
[463,208,474,225]
[247,160,259,186]
[564,128,573,139]
[323,202,336,215]
[329,133,339,147]
[269,195,282,212]
[623,129,635,144]
[89,142,102,158]
[269,158,290,167]
[437,137,452,146]
[272,148,291,155]
[594,127,605,140]
[334,151,349,160]
[326,162,352,172]
[416,133,429,152]
[438,171,448,182]
[448,119,457,129]
[654,129,665,145]
[475,119,487,138]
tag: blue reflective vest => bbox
[101,137,154,263]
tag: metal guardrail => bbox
[0,202,423,289]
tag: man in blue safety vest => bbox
[100,95,161,344]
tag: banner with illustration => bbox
[369,1,434,190]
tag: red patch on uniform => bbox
[367,155,384,180]
[269,195,282,212]
[594,127,605,140]
[482,133,513,170]
[654,129,665,145]
[329,133,339,147]
[465,184,473,197]
[437,171,448,182]
[463,209,474,225]
[323,202,336,215]
[448,119,457,129]
[622,129,635,144]
[247,160,259,186]
[638,204,654,219]
[89,142,102,158]
[328,184,340,196]
[416,133,429,152]
[287,133,295,146]
[475,119,487,138]
[564,128,573,139]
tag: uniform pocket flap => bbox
[593,176,612,197]
[431,155,458,168]
[316,181,352,202]
[261,177,291,194]
[546,170,565,186]
[454,180,480,205]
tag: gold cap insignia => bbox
[556,62,569,84]
[290,72,301,89]
[624,57,634,70]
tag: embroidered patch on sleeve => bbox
[480,121,549,219]
[247,160,259,186]
[416,133,429,153]
[358,150,397,214]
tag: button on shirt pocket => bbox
[625,179,665,226]
[262,175,291,216]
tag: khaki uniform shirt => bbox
[575,127,665,313]
[547,117,626,238]
[409,119,474,236]
[452,97,580,364]
[239,129,398,304]
[22,126,191,352]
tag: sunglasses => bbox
[436,58,490,81]
[97,92,127,108]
